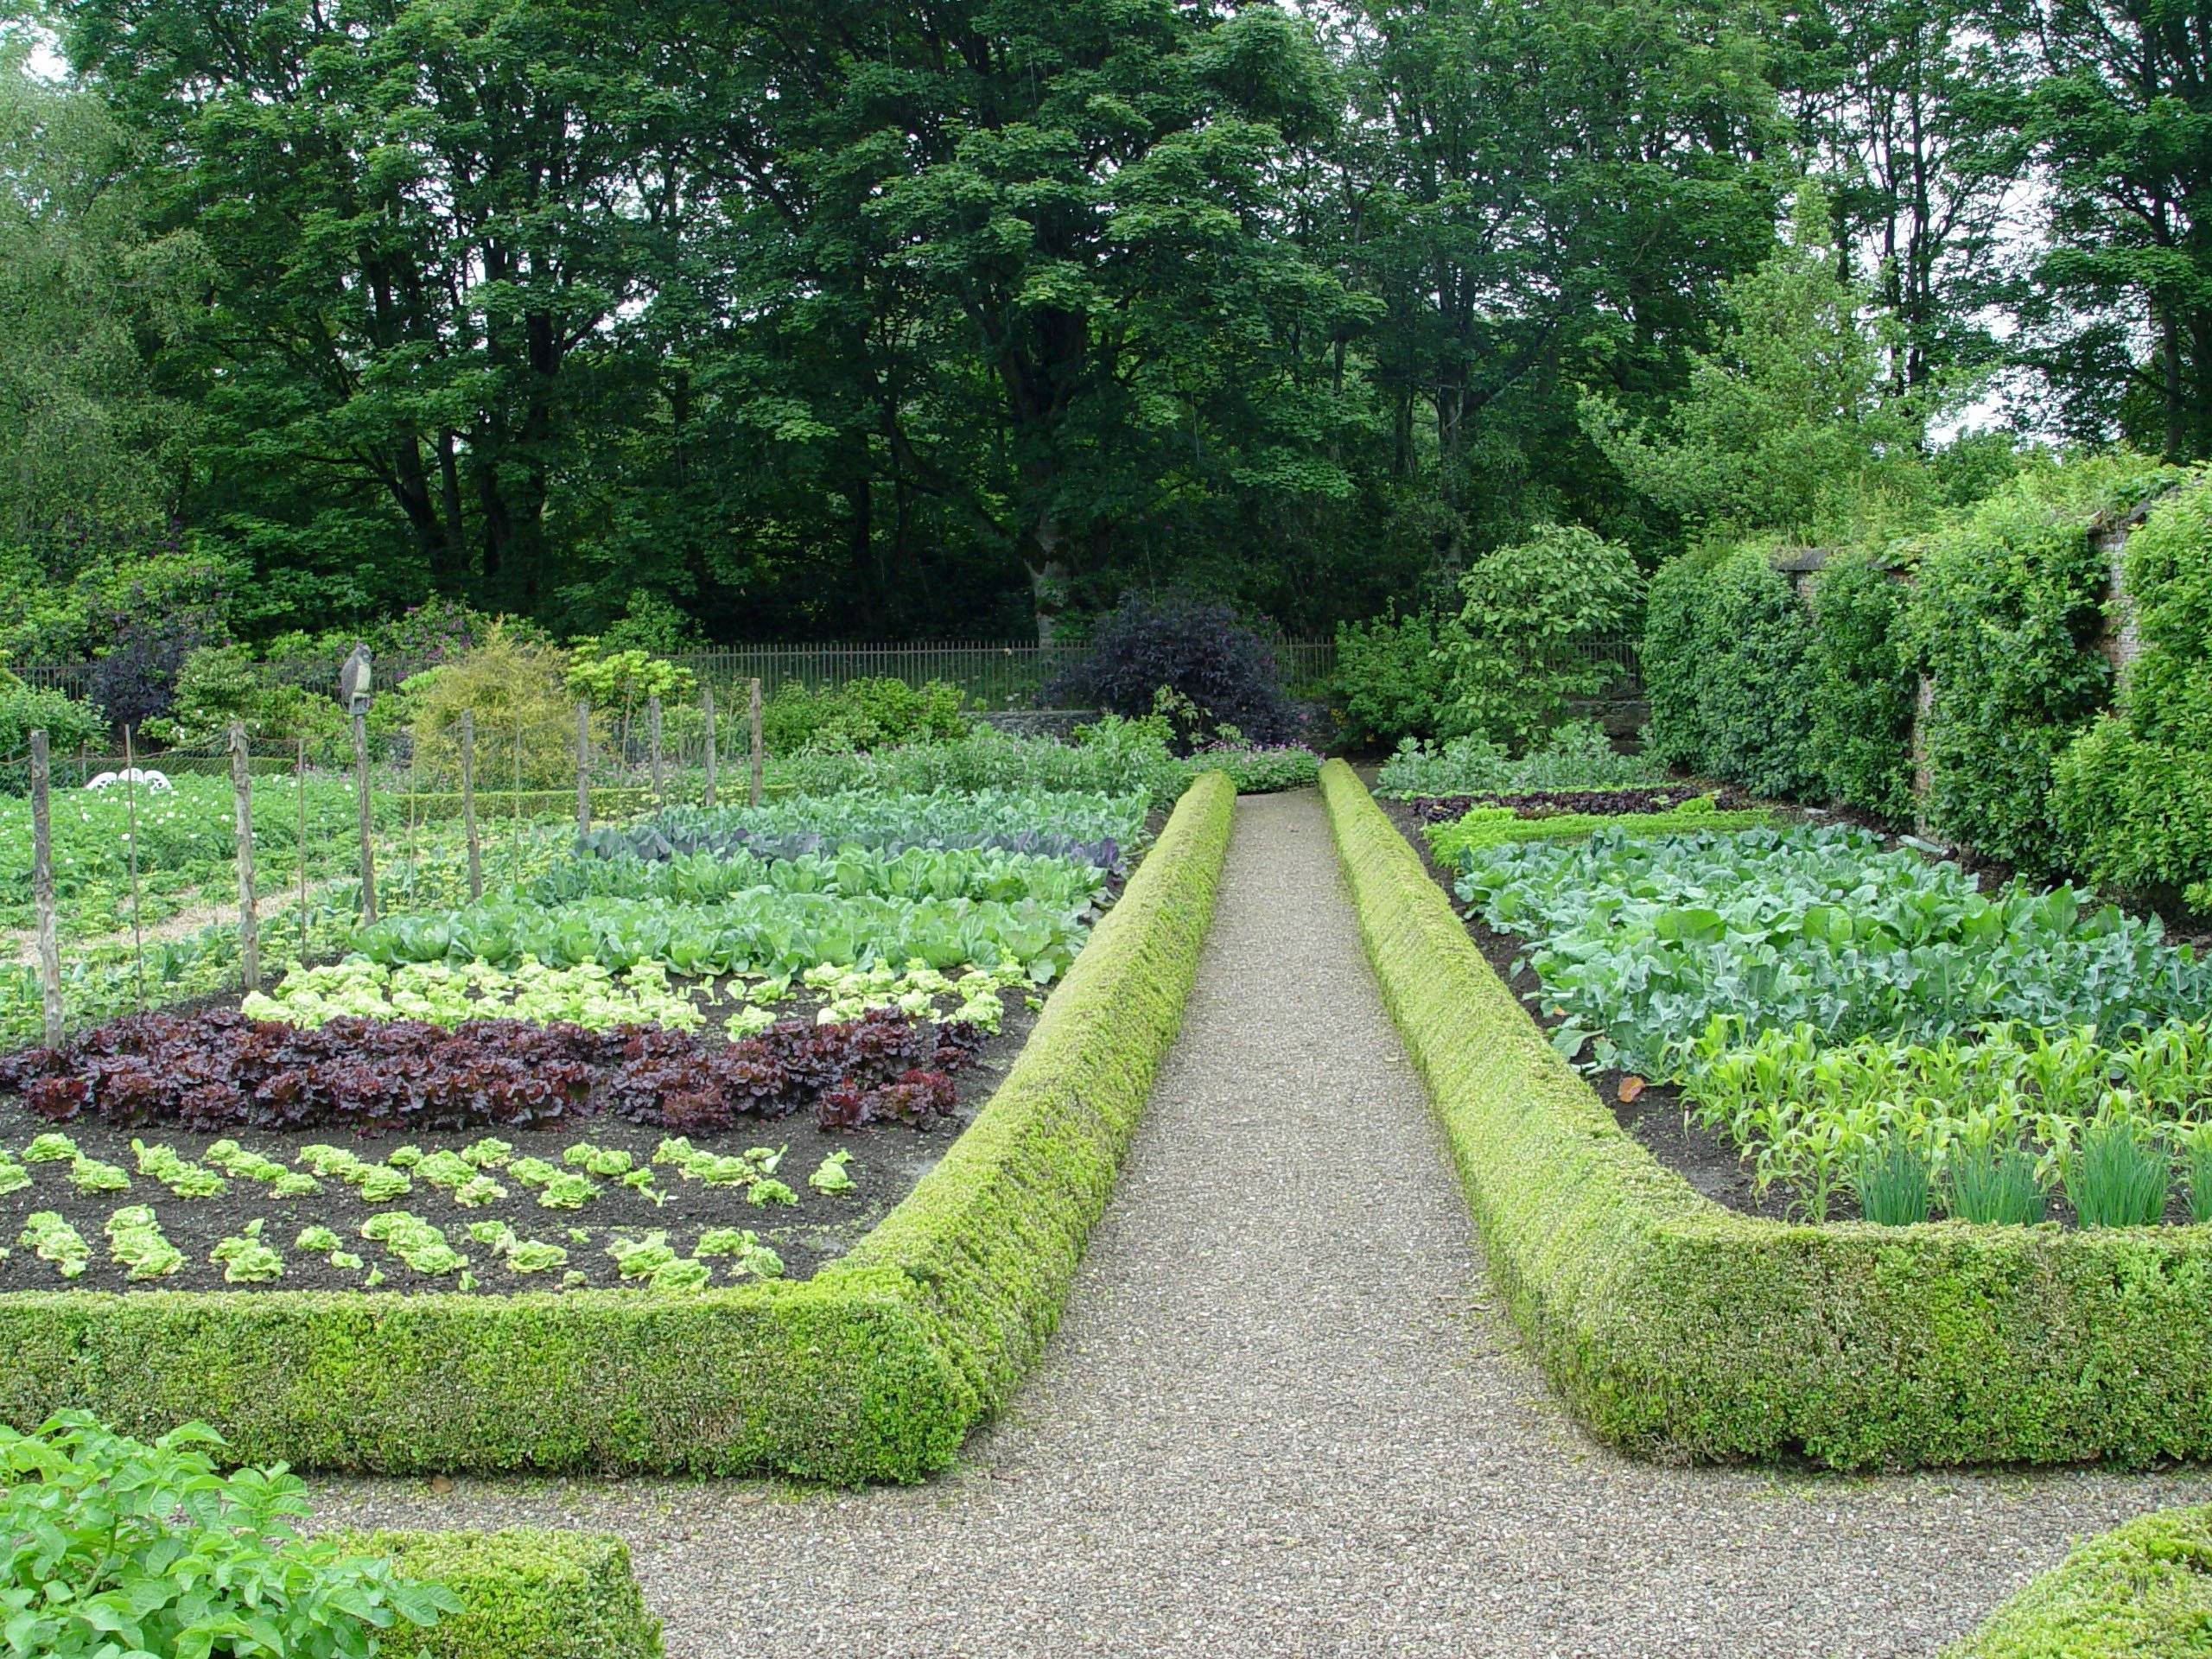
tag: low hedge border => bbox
[364,1529,663,1659]
[0,772,1234,1483]
[1321,758,2212,1470]
[1945,1504,2212,1657]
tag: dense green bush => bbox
[760,676,968,754]
[1945,1503,2212,1658]
[142,643,349,757]
[1332,608,1447,747]
[1909,484,2116,872]
[0,668,105,761]
[1640,543,1817,797]
[2053,469,2212,905]
[0,1413,456,1657]
[1376,721,1662,797]
[1438,524,1643,748]
[1805,548,1915,817]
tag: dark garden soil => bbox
[0,984,1039,1295]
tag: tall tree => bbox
[2004,0,2212,459]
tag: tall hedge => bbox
[1639,543,1816,798]
[1909,489,2114,873]
[1805,547,1915,818]
[2052,468,2212,906]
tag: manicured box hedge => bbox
[365,1529,664,1659]
[1945,1504,2212,1657]
[1321,758,2212,1470]
[0,771,1234,1483]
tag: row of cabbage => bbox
[1438,814,2212,1227]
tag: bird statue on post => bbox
[339,643,373,716]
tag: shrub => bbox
[410,626,587,790]
[2052,469,2212,900]
[1048,593,1300,748]
[1909,474,2126,873]
[0,1412,456,1657]
[1806,548,1915,818]
[1639,543,1817,798]
[1438,524,1643,748]
[759,677,968,754]
[1376,721,1661,797]
[87,600,226,730]
[0,668,104,760]
[143,643,349,756]
[1332,608,1448,747]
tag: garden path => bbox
[317,788,2196,1657]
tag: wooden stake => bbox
[230,721,259,992]
[460,708,482,901]
[122,725,146,1010]
[296,737,309,963]
[747,677,764,808]
[575,700,593,834]
[647,694,664,807]
[352,710,378,925]
[28,730,63,1046]
[702,683,718,809]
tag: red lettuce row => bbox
[0,1006,982,1137]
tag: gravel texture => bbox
[315,789,2203,1657]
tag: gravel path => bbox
[316,789,2202,1656]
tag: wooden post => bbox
[460,708,482,901]
[702,683,718,809]
[747,676,763,807]
[296,737,309,963]
[647,694,664,807]
[352,710,378,925]
[575,700,593,834]
[122,725,146,1009]
[229,721,260,993]
[27,730,63,1046]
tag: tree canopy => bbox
[3,0,2207,652]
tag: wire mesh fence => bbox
[0,690,772,1050]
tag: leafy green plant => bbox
[2064,1114,2171,1228]
[695,1226,785,1278]
[211,1219,283,1283]
[66,1154,130,1195]
[105,1205,183,1279]
[131,1139,225,1198]
[1437,524,1643,747]
[1849,1139,1931,1224]
[808,1148,855,1194]
[1377,721,1662,798]
[0,1414,457,1658]
[1944,1139,2048,1226]
[759,675,967,754]
[359,1211,467,1276]
[21,1211,90,1278]
[2179,1121,2212,1224]
[1332,607,1448,747]
[1465,825,2211,1077]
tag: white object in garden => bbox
[85,768,173,792]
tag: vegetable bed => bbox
[0,772,1233,1479]
[1331,758,2212,1470]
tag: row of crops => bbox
[0,784,1151,1293]
[1415,791,2212,1228]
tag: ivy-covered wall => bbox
[1640,458,2209,899]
